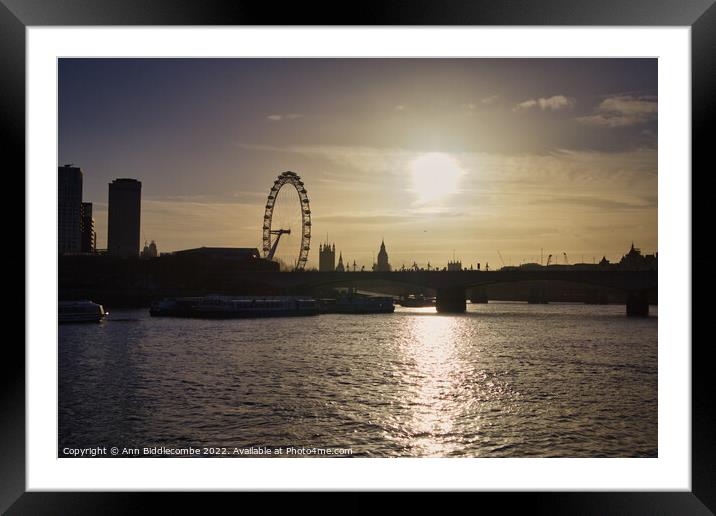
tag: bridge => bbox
[229,269,657,316]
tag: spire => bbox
[375,239,391,271]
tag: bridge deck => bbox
[231,269,657,291]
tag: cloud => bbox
[266,113,302,121]
[315,212,414,225]
[463,96,498,111]
[576,95,657,127]
[237,142,415,180]
[145,193,264,204]
[513,95,575,112]
[237,142,657,187]
[98,142,656,260]
[529,194,657,212]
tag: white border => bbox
[27,27,691,491]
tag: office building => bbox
[80,202,96,253]
[108,178,142,257]
[58,165,83,254]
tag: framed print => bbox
[5,0,713,512]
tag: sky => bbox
[58,58,657,269]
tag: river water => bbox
[58,303,657,457]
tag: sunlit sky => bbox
[59,58,657,269]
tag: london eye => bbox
[262,171,311,271]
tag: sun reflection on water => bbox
[394,314,469,456]
[60,305,658,458]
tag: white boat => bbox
[58,300,107,323]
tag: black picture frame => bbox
[5,0,712,512]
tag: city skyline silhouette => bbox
[55,57,662,463]
[59,58,657,268]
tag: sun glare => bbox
[410,153,464,204]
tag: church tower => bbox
[319,242,336,271]
[336,252,345,272]
[373,240,391,271]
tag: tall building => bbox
[335,252,345,272]
[108,178,142,257]
[141,240,158,258]
[58,165,83,254]
[319,242,336,271]
[80,202,96,253]
[373,240,391,271]
[447,260,462,271]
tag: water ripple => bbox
[59,303,657,457]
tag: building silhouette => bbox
[58,165,83,254]
[447,259,462,271]
[502,243,658,272]
[619,242,657,270]
[319,242,336,271]
[80,202,96,253]
[108,178,142,257]
[373,240,391,272]
[166,247,278,271]
[335,252,345,272]
[141,240,158,258]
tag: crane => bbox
[267,228,290,260]
[497,250,506,268]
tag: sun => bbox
[410,152,464,204]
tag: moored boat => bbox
[150,295,319,318]
[59,300,107,323]
[318,295,395,314]
[397,294,435,307]
[149,297,202,317]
